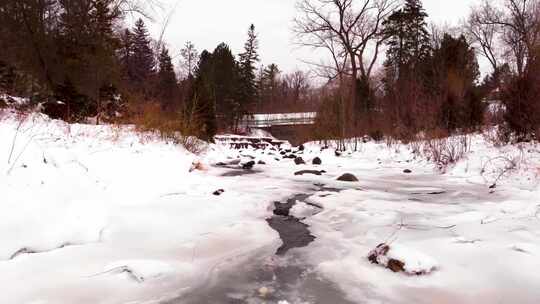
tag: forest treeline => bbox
[1,0,540,145]
[0,0,314,141]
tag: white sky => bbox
[147,0,484,74]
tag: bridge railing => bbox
[242,112,317,128]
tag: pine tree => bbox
[238,24,260,114]
[383,0,431,82]
[131,18,155,90]
[192,50,217,141]
[212,43,241,128]
[119,29,134,83]
[87,0,121,123]
[157,47,177,109]
[432,34,481,131]
[260,64,280,105]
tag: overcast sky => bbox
[147,0,483,74]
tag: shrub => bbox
[500,56,540,142]
[422,135,471,170]
[127,100,206,154]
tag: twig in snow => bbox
[85,266,144,283]
[7,117,25,164]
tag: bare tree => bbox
[467,2,501,73]
[179,41,199,79]
[284,70,311,103]
[293,0,397,137]
[469,0,540,76]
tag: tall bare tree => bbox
[294,0,397,134]
[468,0,540,76]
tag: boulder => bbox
[403,169,412,174]
[335,150,342,157]
[298,144,305,151]
[242,161,256,170]
[312,157,322,165]
[258,160,266,165]
[368,243,438,275]
[294,157,306,165]
[213,189,225,196]
[295,170,326,176]
[337,173,358,182]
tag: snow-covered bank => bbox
[0,112,293,304]
[2,111,540,303]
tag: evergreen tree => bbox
[383,0,431,82]
[119,29,134,84]
[260,64,280,105]
[431,34,482,131]
[157,47,178,109]
[192,50,217,141]
[87,0,121,123]
[212,43,241,128]
[131,18,155,90]
[238,24,260,114]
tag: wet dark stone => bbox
[273,201,295,216]
[312,157,322,165]
[213,189,225,196]
[298,144,305,151]
[337,173,358,182]
[242,161,256,170]
[295,170,326,176]
[221,170,260,177]
[403,169,412,174]
[294,157,306,165]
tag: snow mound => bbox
[368,243,438,275]
[290,202,320,218]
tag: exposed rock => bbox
[258,160,266,165]
[213,189,225,196]
[285,154,297,159]
[294,170,326,176]
[368,243,438,275]
[242,161,256,170]
[189,161,207,172]
[312,157,322,165]
[294,157,306,165]
[335,150,342,157]
[215,159,241,167]
[337,173,358,182]
[298,144,305,151]
[273,201,294,216]
[403,169,412,174]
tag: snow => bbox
[370,243,439,275]
[1,109,540,303]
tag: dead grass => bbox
[123,101,207,154]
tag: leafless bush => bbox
[481,148,527,188]
[422,135,471,170]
